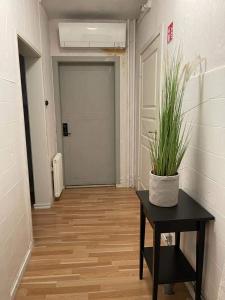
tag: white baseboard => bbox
[185,282,204,300]
[185,282,195,299]
[34,203,52,209]
[66,185,114,188]
[10,242,33,299]
[116,179,130,188]
[116,183,125,188]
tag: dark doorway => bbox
[19,54,35,205]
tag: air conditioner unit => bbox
[58,22,127,49]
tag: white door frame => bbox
[18,36,54,209]
[137,26,165,190]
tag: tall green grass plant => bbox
[150,53,194,176]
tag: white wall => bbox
[49,19,135,187]
[40,7,57,162]
[0,0,56,298]
[135,1,225,299]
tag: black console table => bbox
[136,189,214,300]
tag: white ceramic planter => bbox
[149,172,179,207]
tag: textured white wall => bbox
[136,1,225,299]
[49,19,134,187]
[0,0,56,298]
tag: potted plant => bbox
[149,53,194,207]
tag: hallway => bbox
[2,1,225,298]
[15,188,190,299]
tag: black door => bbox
[19,54,35,205]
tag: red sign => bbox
[167,22,174,44]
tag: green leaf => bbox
[149,51,194,176]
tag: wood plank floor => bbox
[15,187,191,300]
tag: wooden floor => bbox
[16,187,191,300]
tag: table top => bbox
[136,190,215,223]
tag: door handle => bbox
[148,131,157,136]
[63,123,71,136]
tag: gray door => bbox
[59,63,116,186]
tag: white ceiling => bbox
[42,0,146,20]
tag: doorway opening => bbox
[17,36,54,208]
[19,54,35,205]
[53,57,120,187]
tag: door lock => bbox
[63,123,71,136]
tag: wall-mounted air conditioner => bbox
[58,22,127,49]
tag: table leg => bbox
[139,203,146,280]
[195,222,206,300]
[175,232,180,249]
[152,227,160,300]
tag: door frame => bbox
[52,56,120,185]
[17,36,54,209]
[136,26,165,189]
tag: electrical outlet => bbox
[167,234,173,245]
[162,233,173,245]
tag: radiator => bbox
[53,153,64,198]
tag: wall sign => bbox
[167,22,174,44]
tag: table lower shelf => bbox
[143,246,196,284]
